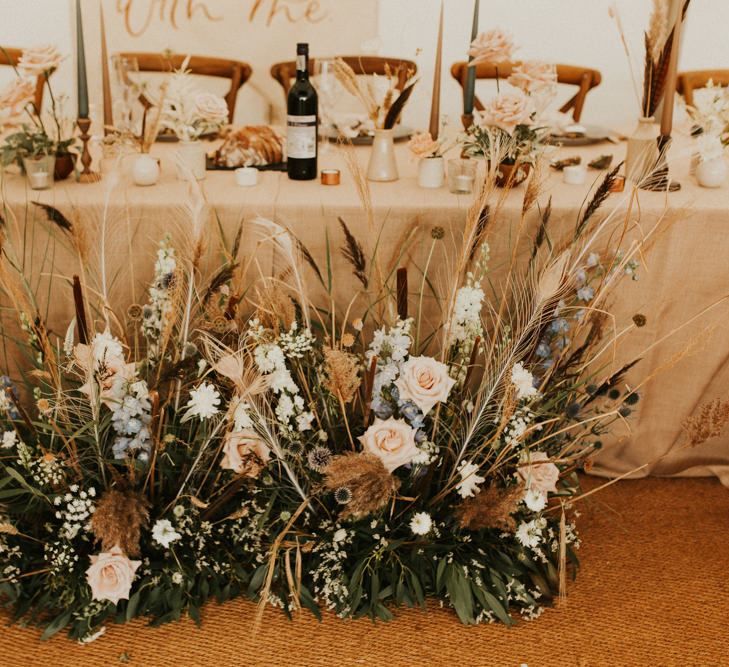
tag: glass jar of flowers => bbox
[160,57,229,181]
[461,31,555,188]
[0,45,77,185]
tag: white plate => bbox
[320,125,413,145]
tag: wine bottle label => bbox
[287,115,317,160]
[297,54,307,72]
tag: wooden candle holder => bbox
[461,113,475,131]
[76,117,101,183]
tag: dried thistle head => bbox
[682,398,729,448]
[90,488,150,557]
[456,483,523,532]
[322,348,361,404]
[255,282,296,334]
[323,453,399,519]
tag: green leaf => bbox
[188,605,201,626]
[126,591,141,621]
[299,585,322,621]
[435,558,448,592]
[408,571,425,608]
[40,611,72,640]
[445,565,474,625]
[247,565,267,597]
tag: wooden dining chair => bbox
[450,61,602,122]
[270,56,417,98]
[677,70,729,108]
[117,53,253,123]
[0,47,47,111]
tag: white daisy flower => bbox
[152,519,182,548]
[410,512,433,536]
[183,382,221,421]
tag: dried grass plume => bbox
[456,483,523,532]
[90,488,150,557]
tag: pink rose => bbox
[517,451,559,495]
[408,132,440,159]
[481,90,532,134]
[86,547,141,605]
[508,61,557,94]
[0,78,36,117]
[221,430,271,477]
[395,356,456,416]
[469,29,516,67]
[359,417,419,472]
[18,44,63,76]
[194,93,228,124]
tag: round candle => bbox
[235,167,258,187]
[563,165,587,185]
[29,172,51,190]
[455,174,474,193]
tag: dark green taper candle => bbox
[76,0,89,119]
[464,0,480,115]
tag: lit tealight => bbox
[235,167,258,187]
[563,164,587,185]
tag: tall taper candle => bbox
[76,0,89,119]
[100,4,113,132]
[429,0,444,140]
[464,0,480,115]
[659,2,686,137]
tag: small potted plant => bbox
[160,56,229,181]
[0,45,77,183]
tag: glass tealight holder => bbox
[23,155,55,191]
[447,158,477,194]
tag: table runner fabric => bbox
[1,132,728,485]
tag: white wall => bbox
[2,0,729,132]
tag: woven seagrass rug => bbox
[1,477,727,667]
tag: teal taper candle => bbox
[76,0,89,119]
[464,0,480,115]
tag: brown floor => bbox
[1,477,727,667]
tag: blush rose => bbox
[395,356,456,415]
[359,417,419,472]
[86,546,141,605]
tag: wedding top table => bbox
[1,128,728,485]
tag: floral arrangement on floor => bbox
[0,150,698,643]
[0,45,76,172]
[462,30,556,182]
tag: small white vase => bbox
[175,140,206,181]
[132,154,160,186]
[417,156,444,189]
[695,157,727,188]
[367,129,398,182]
[625,116,659,183]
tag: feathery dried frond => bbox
[338,217,368,288]
[322,348,361,404]
[90,488,150,557]
[456,483,523,532]
[383,80,417,130]
[682,399,729,448]
[323,453,399,519]
[31,202,72,234]
[254,282,296,334]
[575,163,622,239]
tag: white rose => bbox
[86,546,141,605]
[468,29,515,67]
[395,356,456,416]
[508,60,557,94]
[481,90,533,135]
[0,78,36,118]
[358,417,419,472]
[221,429,271,477]
[518,451,559,495]
[194,93,228,124]
[18,44,63,76]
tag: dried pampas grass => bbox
[323,453,399,519]
[322,348,361,404]
[456,484,523,532]
[90,488,150,556]
[682,399,729,448]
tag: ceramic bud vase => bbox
[418,156,445,188]
[175,140,206,181]
[132,154,160,186]
[695,158,727,188]
[625,116,659,183]
[367,129,398,182]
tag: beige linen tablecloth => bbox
[1,131,728,484]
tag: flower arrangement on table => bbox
[0,45,77,183]
[461,30,557,187]
[0,154,693,642]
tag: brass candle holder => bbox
[76,117,101,183]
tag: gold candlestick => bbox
[77,118,101,183]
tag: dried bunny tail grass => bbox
[456,483,523,532]
[0,522,19,536]
[323,453,399,519]
[254,281,296,334]
[333,58,377,120]
[90,488,150,557]
[682,399,729,448]
[322,347,361,404]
